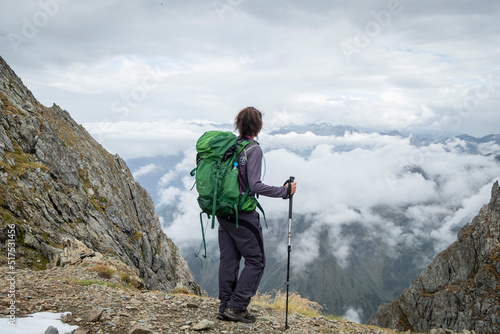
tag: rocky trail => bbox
[1,264,398,334]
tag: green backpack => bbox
[190,131,266,257]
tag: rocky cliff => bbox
[0,56,202,295]
[368,181,500,334]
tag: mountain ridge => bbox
[368,181,500,333]
[0,55,201,295]
[268,121,499,144]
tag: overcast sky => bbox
[1,0,499,140]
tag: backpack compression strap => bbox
[196,212,214,262]
[208,140,253,229]
[210,162,222,229]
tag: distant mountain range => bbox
[269,122,360,137]
[270,121,500,147]
[128,123,500,205]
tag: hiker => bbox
[218,107,297,323]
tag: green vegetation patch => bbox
[171,287,191,295]
[2,143,48,182]
[0,91,25,116]
[65,278,130,290]
[24,247,49,270]
[0,207,20,225]
[79,168,111,213]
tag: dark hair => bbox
[234,107,263,138]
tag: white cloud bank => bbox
[83,120,231,159]
[117,123,500,270]
[132,163,158,179]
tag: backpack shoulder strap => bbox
[235,139,252,154]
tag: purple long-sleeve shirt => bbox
[237,139,288,198]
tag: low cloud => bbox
[83,120,230,159]
[147,127,500,271]
[344,307,364,323]
[132,163,158,179]
[82,119,500,272]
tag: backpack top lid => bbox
[196,131,238,160]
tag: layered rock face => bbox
[368,181,500,334]
[0,56,202,295]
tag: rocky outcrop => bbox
[0,56,202,295]
[368,181,500,334]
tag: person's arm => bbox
[245,146,288,198]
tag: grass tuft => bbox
[65,278,127,289]
[91,264,115,279]
[251,290,344,321]
[171,287,191,295]
[133,230,144,241]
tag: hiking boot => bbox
[223,308,256,323]
[243,310,257,322]
[216,312,229,321]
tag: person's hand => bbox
[288,182,297,195]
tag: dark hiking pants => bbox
[217,211,265,313]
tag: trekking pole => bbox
[285,176,295,330]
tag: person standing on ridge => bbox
[218,107,297,323]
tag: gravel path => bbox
[1,266,396,333]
